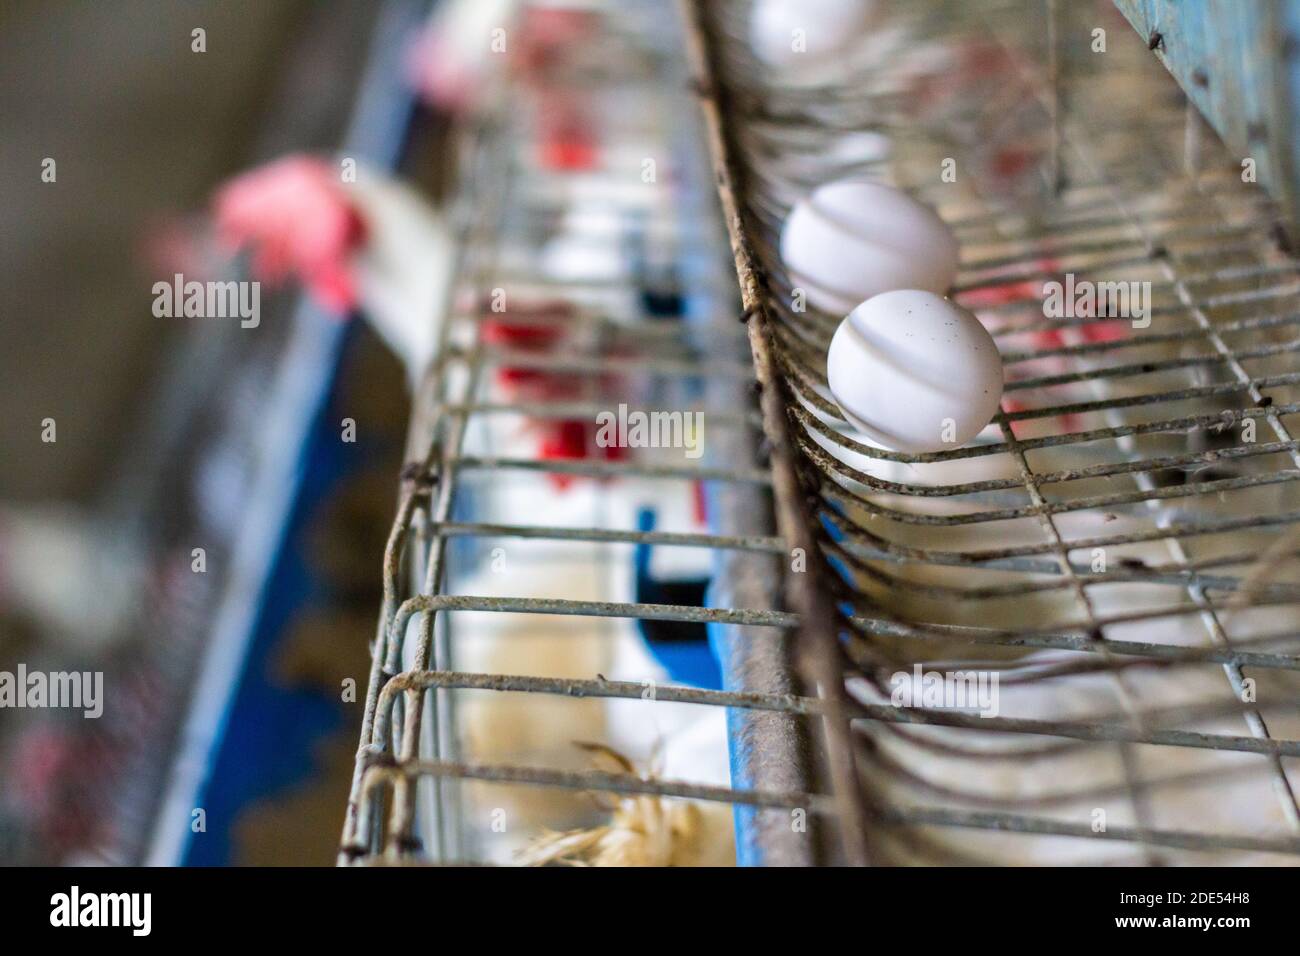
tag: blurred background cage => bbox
[342,0,1300,866]
[0,0,406,865]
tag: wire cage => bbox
[342,0,1300,866]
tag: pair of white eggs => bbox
[781,180,1003,454]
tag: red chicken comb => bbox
[212,154,367,314]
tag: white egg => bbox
[825,130,893,168]
[749,0,875,70]
[780,180,959,315]
[826,290,1003,453]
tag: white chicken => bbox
[407,0,521,115]
[516,738,735,867]
[430,483,737,865]
[347,170,456,386]
[0,503,144,655]
[212,155,455,387]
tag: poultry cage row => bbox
[343,0,1300,865]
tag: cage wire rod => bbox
[1000,387,1299,425]
[340,136,488,860]
[384,596,797,657]
[981,6,1300,833]
[801,439,1300,525]
[954,220,1289,274]
[430,521,786,552]
[343,486,422,859]
[390,666,1300,738]
[940,176,1265,230]
[467,310,755,342]
[452,345,758,378]
[387,355,487,856]
[831,540,1300,605]
[865,748,1285,812]
[821,495,1300,563]
[807,443,1300,523]
[1004,350,1300,393]
[867,599,1300,645]
[440,400,761,427]
[353,758,1300,857]
[360,758,835,813]
[449,454,772,484]
[876,806,1300,856]
[956,232,1268,288]
[383,590,1300,672]
[822,535,1300,604]
[946,178,1269,234]
[386,154,522,860]
[370,669,1300,760]
[406,589,1300,646]
[998,313,1300,361]
[341,106,514,861]
[954,212,1289,269]
[802,413,1298,497]
[987,294,1300,337]
[792,402,1300,470]
[405,521,1297,606]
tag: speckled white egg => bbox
[749,0,875,70]
[826,290,1002,453]
[780,180,959,315]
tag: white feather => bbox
[347,168,456,387]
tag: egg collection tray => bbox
[689,0,1300,864]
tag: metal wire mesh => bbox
[342,0,1300,865]
[339,2,823,865]
[687,0,1300,864]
